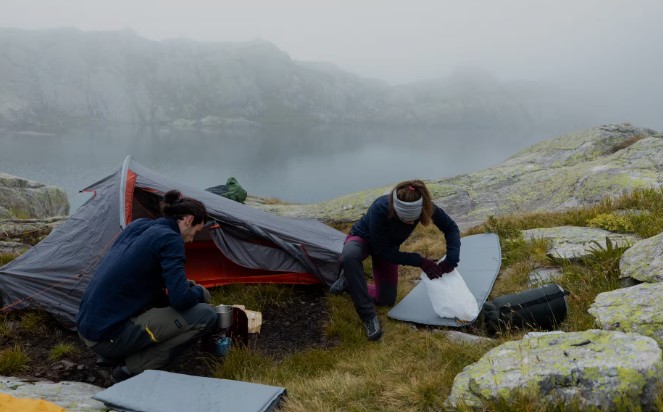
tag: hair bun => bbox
[163,190,182,205]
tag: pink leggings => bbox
[340,235,399,320]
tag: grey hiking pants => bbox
[81,303,217,374]
[340,235,399,321]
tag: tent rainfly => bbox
[0,156,346,328]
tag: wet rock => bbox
[588,282,663,346]
[619,232,663,283]
[444,330,663,411]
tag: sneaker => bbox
[111,365,135,384]
[363,316,382,341]
[329,270,346,294]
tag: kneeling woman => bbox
[335,180,461,340]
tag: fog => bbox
[2,0,663,128]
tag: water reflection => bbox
[0,123,572,212]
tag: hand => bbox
[438,260,455,274]
[199,285,212,304]
[420,257,445,279]
[187,279,197,287]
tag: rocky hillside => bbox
[0,28,593,132]
[259,123,663,229]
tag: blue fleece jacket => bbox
[76,217,205,341]
[349,195,461,267]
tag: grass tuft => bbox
[20,311,50,334]
[0,344,30,374]
[48,342,79,361]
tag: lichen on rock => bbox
[445,330,663,411]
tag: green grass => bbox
[209,187,663,411]
[3,187,662,410]
[0,345,30,374]
[0,253,18,266]
[48,342,79,361]
[19,311,51,334]
[0,315,15,339]
[209,284,295,312]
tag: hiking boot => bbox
[329,270,346,294]
[363,316,382,341]
[96,356,121,367]
[111,365,135,384]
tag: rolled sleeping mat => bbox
[482,284,570,335]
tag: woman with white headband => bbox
[331,179,461,341]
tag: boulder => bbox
[522,226,640,261]
[0,173,69,219]
[619,232,663,283]
[588,282,663,346]
[445,330,663,411]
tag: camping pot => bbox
[216,305,234,329]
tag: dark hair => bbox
[161,190,208,225]
[388,179,434,225]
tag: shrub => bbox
[587,213,635,233]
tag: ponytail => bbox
[161,190,208,225]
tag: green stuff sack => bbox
[224,177,247,203]
[205,177,247,203]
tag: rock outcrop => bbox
[260,124,663,229]
[522,226,640,261]
[445,330,663,411]
[0,173,69,219]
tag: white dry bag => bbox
[421,269,479,322]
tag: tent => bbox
[0,156,345,328]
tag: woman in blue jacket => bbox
[77,190,217,383]
[332,180,461,340]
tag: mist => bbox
[1,0,662,129]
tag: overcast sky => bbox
[2,0,663,127]
[1,0,661,83]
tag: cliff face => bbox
[0,28,593,131]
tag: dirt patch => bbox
[2,285,334,388]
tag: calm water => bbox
[0,124,566,212]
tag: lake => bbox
[0,124,570,212]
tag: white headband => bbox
[392,189,422,221]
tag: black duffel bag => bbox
[482,284,570,335]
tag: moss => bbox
[588,213,635,233]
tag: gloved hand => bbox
[199,285,212,304]
[420,257,445,279]
[438,260,455,274]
